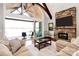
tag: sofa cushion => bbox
[61,47,78,56]
[9,38,21,54]
[67,43,79,50]
[72,50,79,56]
[57,51,69,56]
[14,46,32,56]
[16,50,32,56]
[0,43,12,56]
[56,40,70,46]
[14,46,27,55]
[20,39,26,46]
[56,40,70,51]
[0,39,10,49]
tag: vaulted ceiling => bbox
[6,3,52,20]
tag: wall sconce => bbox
[48,23,53,31]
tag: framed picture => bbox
[48,23,53,31]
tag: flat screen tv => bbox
[56,16,73,26]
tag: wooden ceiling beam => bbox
[35,3,52,19]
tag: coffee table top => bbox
[35,38,51,43]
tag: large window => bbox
[5,19,34,38]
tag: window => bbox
[5,19,34,38]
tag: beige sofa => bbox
[56,37,79,56]
[0,36,32,56]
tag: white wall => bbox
[44,3,79,37]
[0,3,5,38]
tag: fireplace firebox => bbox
[58,32,68,40]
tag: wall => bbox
[0,3,5,39]
[44,3,79,37]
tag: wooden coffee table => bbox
[34,37,52,50]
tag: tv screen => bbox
[56,16,73,26]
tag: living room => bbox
[0,3,79,56]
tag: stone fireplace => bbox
[55,7,76,42]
